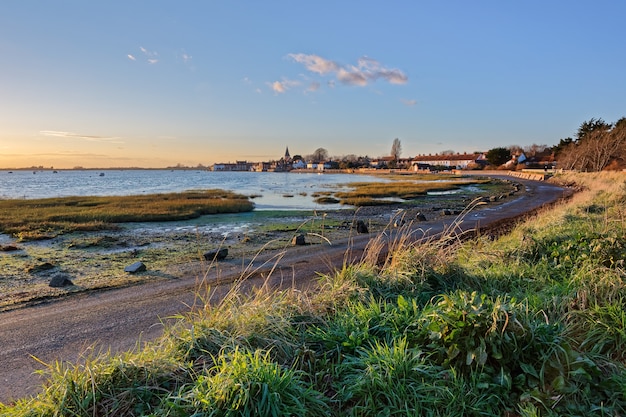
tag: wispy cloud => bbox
[401,98,417,106]
[40,131,123,144]
[127,46,159,64]
[286,53,408,88]
[288,53,340,75]
[141,46,159,64]
[268,78,301,94]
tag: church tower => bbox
[284,146,291,161]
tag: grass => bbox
[328,176,499,206]
[0,190,254,241]
[2,172,626,416]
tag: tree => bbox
[485,147,512,167]
[523,143,548,157]
[558,117,626,171]
[552,138,573,157]
[310,148,329,162]
[576,118,612,141]
[390,138,402,161]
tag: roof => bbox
[413,153,482,161]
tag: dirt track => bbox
[0,176,570,403]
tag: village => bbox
[210,146,557,173]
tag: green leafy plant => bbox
[172,348,329,417]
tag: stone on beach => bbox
[49,274,73,288]
[355,220,369,234]
[203,248,228,262]
[124,261,147,273]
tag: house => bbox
[370,156,395,169]
[211,161,254,171]
[411,153,485,170]
[307,161,332,171]
[292,159,306,169]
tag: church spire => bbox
[284,146,291,160]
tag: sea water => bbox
[0,169,387,210]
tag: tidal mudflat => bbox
[0,177,518,311]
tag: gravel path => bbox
[0,176,571,403]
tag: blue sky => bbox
[1,1,625,168]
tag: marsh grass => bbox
[314,177,497,207]
[3,172,626,416]
[0,190,253,240]
[333,179,492,206]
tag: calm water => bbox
[0,170,387,210]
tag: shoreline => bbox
[0,176,572,402]
[0,192,491,312]
[0,173,524,311]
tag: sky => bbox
[1,1,625,169]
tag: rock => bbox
[0,244,20,252]
[49,274,73,288]
[441,209,453,216]
[203,248,228,262]
[355,220,369,234]
[415,212,427,221]
[124,261,147,273]
[291,234,306,246]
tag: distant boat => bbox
[99,172,105,177]
[53,170,58,173]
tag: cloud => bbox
[40,131,123,144]
[401,99,417,106]
[286,53,408,88]
[140,46,156,56]
[288,53,339,75]
[337,67,368,86]
[269,78,300,94]
[128,46,159,64]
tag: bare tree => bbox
[309,148,329,162]
[508,145,524,156]
[558,117,626,171]
[523,143,548,157]
[390,138,402,161]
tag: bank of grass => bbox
[333,177,494,206]
[3,172,626,416]
[0,190,254,241]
